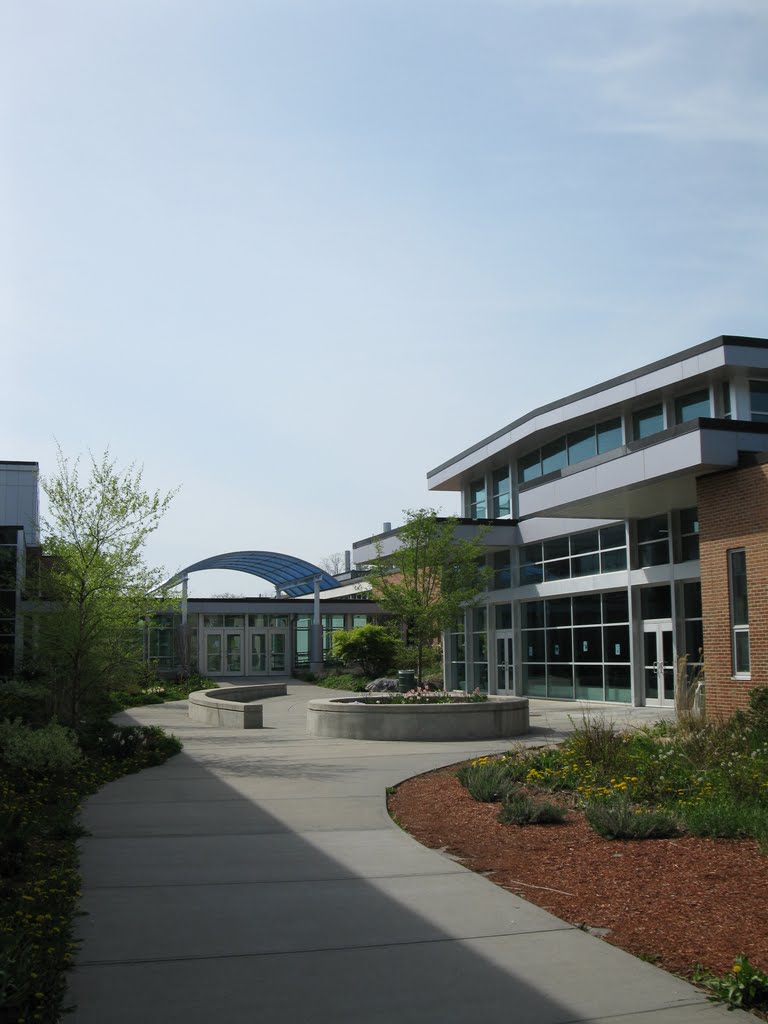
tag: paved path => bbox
[70,684,732,1023]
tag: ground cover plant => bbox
[454,690,768,848]
[0,710,181,1023]
[388,689,768,1011]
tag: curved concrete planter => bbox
[306,694,529,742]
[188,683,287,729]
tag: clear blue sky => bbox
[3,0,767,594]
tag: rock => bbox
[365,677,398,692]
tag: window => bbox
[469,479,487,519]
[722,381,732,420]
[637,515,669,567]
[517,525,626,585]
[520,592,630,702]
[517,418,623,484]
[447,618,466,689]
[683,582,703,677]
[471,607,489,691]
[678,507,699,562]
[492,468,511,517]
[492,550,511,590]
[675,389,710,424]
[749,381,768,423]
[495,603,512,630]
[729,549,750,675]
[633,404,664,440]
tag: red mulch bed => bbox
[389,765,768,978]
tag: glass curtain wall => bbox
[520,592,631,702]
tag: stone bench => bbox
[188,683,287,729]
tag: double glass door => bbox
[250,630,287,674]
[643,621,674,706]
[496,633,514,691]
[206,630,243,675]
[204,627,289,676]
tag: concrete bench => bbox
[188,683,287,729]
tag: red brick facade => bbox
[697,458,768,718]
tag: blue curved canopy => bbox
[170,551,339,597]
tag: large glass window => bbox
[448,617,466,689]
[678,507,699,562]
[633,404,664,440]
[517,525,626,585]
[492,550,511,590]
[729,549,750,675]
[683,582,703,678]
[637,515,670,567]
[469,479,487,520]
[520,592,630,702]
[749,381,768,423]
[492,468,511,517]
[517,417,624,484]
[675,389,710,424]
[471,607,488,691]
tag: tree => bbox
[332,624,400,678]
[318,552,346,576]
[367,509,491,684]
[34,447,177,723]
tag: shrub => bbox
[693,955,768,1012]
[0,718,83,774]
[315,674,369,693]
[498,793,567,826]
[332,625,400,678]
[679,797,768,840]
[456,759,515,802]
[565,715,629,774]
[583,795,680,840]
[0,681,50,727]
[83,723,182,764]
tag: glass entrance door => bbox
[205,630,244,675]
[249,629,289,674]
[643,622,674,706]
[250,633,267,673]
[496,634,513,691]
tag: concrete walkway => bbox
[69,684,732,1023]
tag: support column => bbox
[310,576,324,675]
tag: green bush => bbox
[583,795,680,840]
[0,681,50,727]
[80,723,182,763]
[332,625,400,678]
[456,760,515,802]
[0,718,83,774]
[498,793,567,826]
[315,674,370,693]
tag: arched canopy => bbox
[169,551,340,597]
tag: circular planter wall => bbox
[306,694,529,742]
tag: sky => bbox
[2,0,767,595]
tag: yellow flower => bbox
[732,964,742,974]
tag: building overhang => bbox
[426,336,768,493]
[352,518,520,564]
[517,419,768,520]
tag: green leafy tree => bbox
[332,624,400,678]
[33,447,177,724]
[367,509,491,684]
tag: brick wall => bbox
[697,460,768,718]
